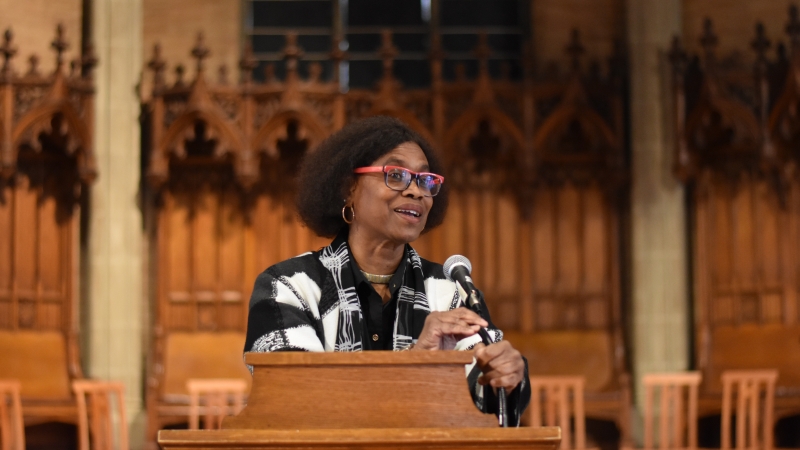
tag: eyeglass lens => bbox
[385,168,441,196]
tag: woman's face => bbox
[349,142,435,245]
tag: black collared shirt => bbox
[351,253,408,350]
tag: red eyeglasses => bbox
[353,165,445,197]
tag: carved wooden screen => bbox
[0,25,96,421]
[671,10,800,418]
[145,26,629,442]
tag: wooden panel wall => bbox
[672,8,800,416]
[0,173,74,331]
[413,186,615,333]
[157,182,329,335]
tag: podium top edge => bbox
[244,350,475,366]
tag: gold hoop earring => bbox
[342,205,355,224]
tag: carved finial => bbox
[80,43,97,78]
[27,54,40,77]
[218,65,229,84]
[699,18,718,63]
[239,42,257,84]
[0,29,17,78]
[148,43,167,90]
[752,22,771,65]
[379,29,398,79]
[51,23,69,72]
[191,32,210,74]
[473,32,491,76]
[282,33,304,78]
[668,36,688,75]
[175,64,185,87]
[787,4,800,51]
[308,62,322,82]
[565,28,585,72]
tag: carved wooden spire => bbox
[27,54,39,77]
[174,64,185,87]
[752,22,771,65]
[148,43,167,91]
[0,29,16,79]
[239,42,257,84]
[379,29,398,81]
[473,32,491,78]
[282,33,303,81]
[191,32,210,74]
[51,23,69,73]
[565,29,585,73]
[699,18,718,67]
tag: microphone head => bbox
[443,255,472,281]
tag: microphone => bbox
[443,254,509,427]
[443,255,482,313]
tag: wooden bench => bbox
[0,331,80,426]
[697,324,800,419]
[505,330,631,441]
[146,332,251,444]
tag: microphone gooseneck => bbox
[443,254,509,427]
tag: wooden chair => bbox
[186,378,248,430]
[527,376,587,450]
[720,370,778,450]
[641,372,702,450]
[0,380,24,450]
[72,381,129,450]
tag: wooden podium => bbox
[158,351,561,449]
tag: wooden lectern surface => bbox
[158,426,561,449]
[226,351,498,430]
[159,351,560,450]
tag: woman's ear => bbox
[344,178,358,204]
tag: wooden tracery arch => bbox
[0,24,97,426]
[671,8,800,419]
[144,28,631,443]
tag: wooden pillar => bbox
[87,0,145,446]
[626,0,689,442]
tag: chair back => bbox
[72,380,129,450]
[0,380,24,450]
[641,372,701,450]
[721,369,778,450]
[186,378,247,430]
[527,376,586,450]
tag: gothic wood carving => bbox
[672,7,800,420]
[144,28,630,443]
[0,24,97,425]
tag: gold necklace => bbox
[360,270,392,284]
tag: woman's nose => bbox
[402,179,425,198]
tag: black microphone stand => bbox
[467,301,508,427]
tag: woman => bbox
[244,116,530,425]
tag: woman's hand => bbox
[412,308,488,350]
[474,341,525,392]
